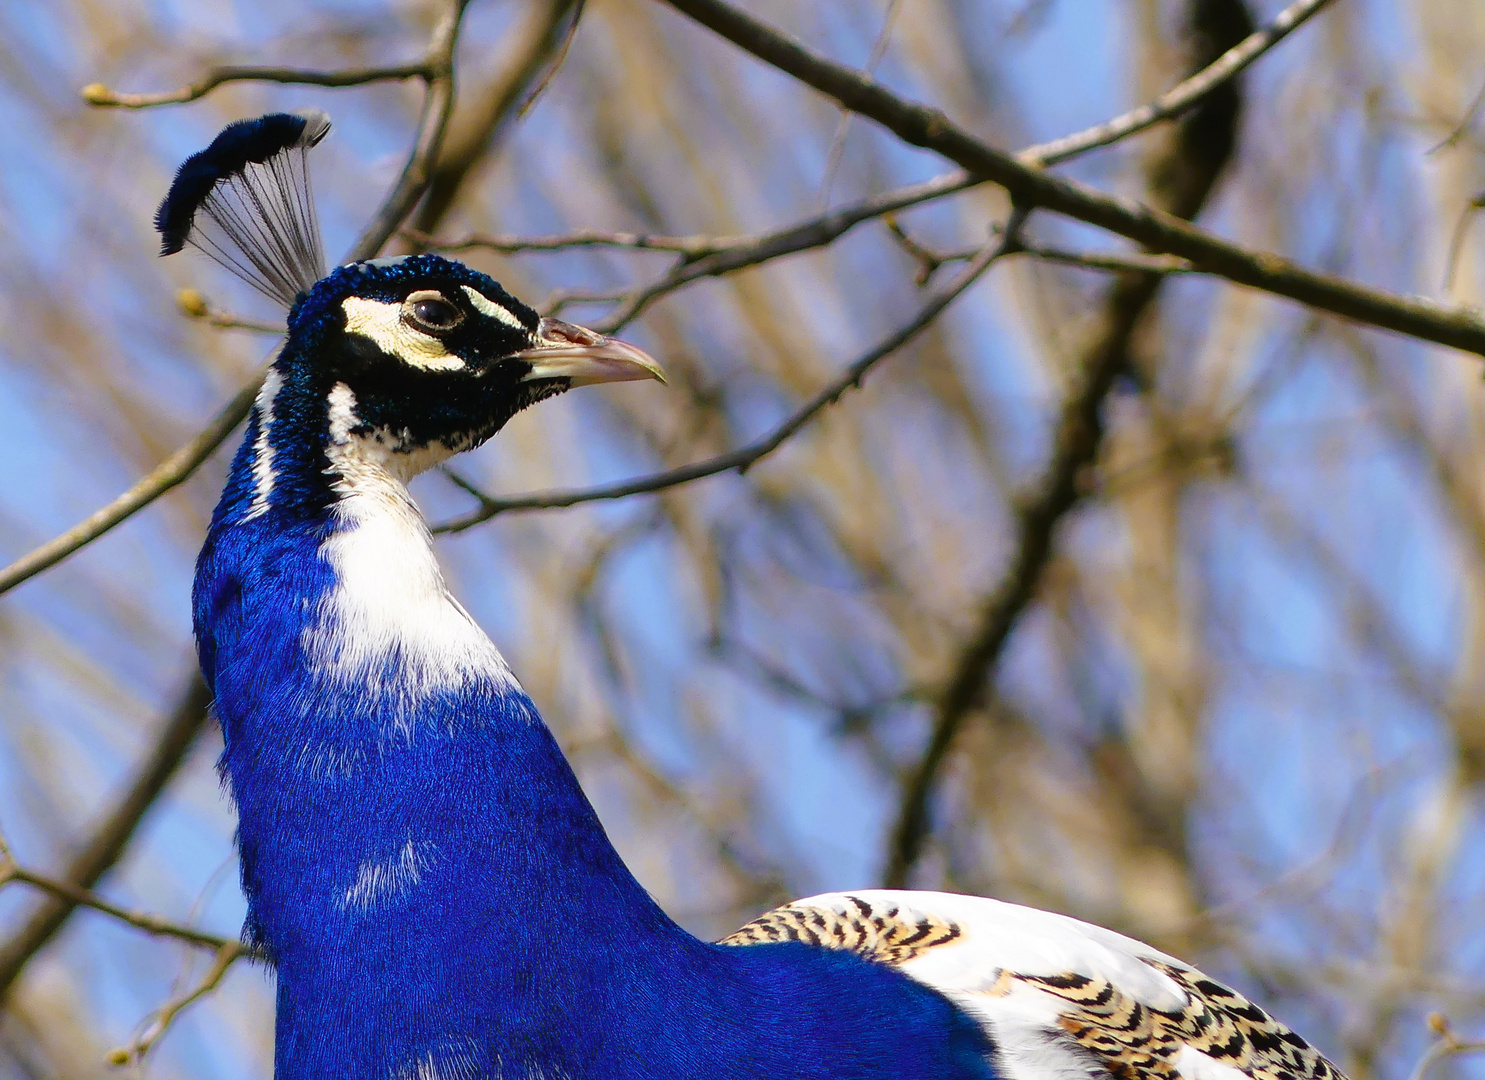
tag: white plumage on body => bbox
[725,891,1342,1080]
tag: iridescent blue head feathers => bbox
[155,109,330,307]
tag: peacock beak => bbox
[513,318,666,387]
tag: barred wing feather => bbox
[721,891,1345,1080]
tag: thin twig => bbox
[417,168,980,286]
[818,0,904,203]
[587,172,981,333]
[541,287,637,315]
[1443,191,1485,293]
[412,0,587,234]
[1405,1016,1485,1080]
[510,0,588,121]
[176,289,283,333]
[654,0,1485,357]
[1429,76,1485,155]
[1016,243,1196,276]
[435,226,1017,531]
[888,223,1199,281]
[407,225,731,257]
[81,61,430,109]
[887,220,1201,281]
[106,943,246,1066]
[414,171,982,326]
[0,859,237,954]
[883,215,957,284]
[1018,0,1338,166]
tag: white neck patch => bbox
[340,838,437,911]
[306,382,518,707]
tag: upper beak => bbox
[513,318,666,387]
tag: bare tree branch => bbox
[407,225,733,257]
[883,0,1250,886]
[0,840,237,955]
[586,174,982,333]
[885,222,1200,282]
[0,869,241,956]
[1019,0,1338,167]
[80,61,430,109]
[411,0,587,235]
[435,224,1019,531]
[105,943,245,1066]
[1405,1016,1485,1080]
[0,677,216,993]
[1015,245,1197,276]
[0,377,262,597]
[881,271,1150,885]
[653,0,1485,357]
[177,289,285,333]
[347,0,472,263]
[417,169,980,311]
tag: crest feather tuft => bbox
[155,110,331,308]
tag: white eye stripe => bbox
[342,295,465,372]
[461,285,524,330]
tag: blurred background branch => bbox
[885,0,1253,890]
[1,0,1483,1076]
[656,0,1485,355]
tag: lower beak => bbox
[513,318,666,387]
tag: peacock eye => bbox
[403,291,463,334]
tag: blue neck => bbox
[195,373,999,1080]
[195,378,684,1075]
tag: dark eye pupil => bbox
[411,298,458,329]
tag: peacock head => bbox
[155,110,662,477]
